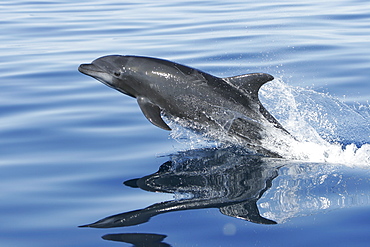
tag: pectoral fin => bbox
[137,96,171,131]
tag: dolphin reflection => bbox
[80,148,282,228]
[80,147,370,229]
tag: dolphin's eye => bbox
[114,71,121,77]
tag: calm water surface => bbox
[1,0,370,246]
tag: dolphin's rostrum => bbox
[79,55,290,156]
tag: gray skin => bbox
[78,55,289,156]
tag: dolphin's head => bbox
[78,55,136,97]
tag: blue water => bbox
[1,0,370,246]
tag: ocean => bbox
[1,0,370,246]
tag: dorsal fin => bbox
[224,73,290,134]
[223,73,274,98]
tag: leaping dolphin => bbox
[78,55,290,157]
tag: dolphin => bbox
[78,55,289,156]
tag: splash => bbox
[259,78,370,167]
